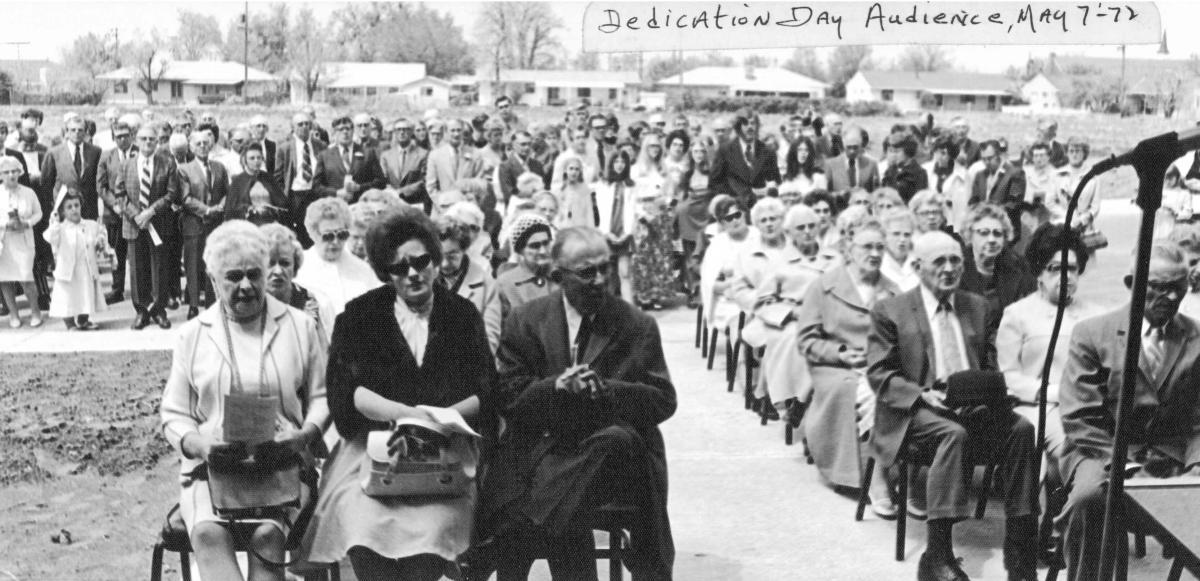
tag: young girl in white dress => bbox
[44,192,107,330]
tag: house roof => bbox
[0,59,59,86]
[856,71,1015,95]
[656,66,829,92]
[97,60,277,84]
[493,69,640,88]
[321,62,427,89]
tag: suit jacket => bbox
[824,153,880,194]
[867,287,996,465]
[882,157,929,203]
[1060,308,1200,482]
[275,136,328,197]
[970,162,1027,209]
[481,290,676,574]
[177,157,229,237]
[109,151,182,241]
[425,142,487,194]
[325,284,494,441]
[313,142,386,203]
[258,138,278,178]
[379,144,429,206]
[1021,140,1068,169]
[41,141,101,219]
[958,138,981,166]
[708,138,781,204]
[496,154,545,202]
[97,146,135,227]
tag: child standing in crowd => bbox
[632,186,676,310]
[45,192,106,330]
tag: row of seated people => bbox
[697,180,1200,581]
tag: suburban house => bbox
[845,70,1017,112]
[293,62,450,109]
[478,69,641,108]
[655,66,828,101]
[1028,53,1200,117]
[0,59,64,94]
[97,60,279,105]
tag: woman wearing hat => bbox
[495,213,556,320]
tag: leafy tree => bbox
[475,2,564,80]
[223,3,290,74]
[173,10,223,60]
[645,52,735,83]
[61,32,122,93]
[743,54,772,68]
[574,51,600,71]
[289,6,328,103]
[826,45,872,97]
[783,47,825,81]
[897,46,952,73]
[328,3,473,78]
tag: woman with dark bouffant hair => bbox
[996,223,1103,483]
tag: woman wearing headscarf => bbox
[224,143,287,226]
[0,155,43,327]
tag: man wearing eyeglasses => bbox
[351,112,379,152]
[495,95,522,132]
[497,130,544,206]
[313,116,386,204]
[480,226,676,581]
[108,125,182,330]
[380,117,429,213]
[970,140,1027,238]
[867,231,1038,581]
[425,118,484,196]
[1058,243,1200,581]
[97,120,137,304]
[178,129,229,319]
[277,112,327,247]
[825,126,880,199]
[41,116,102,222]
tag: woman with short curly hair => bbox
[294,197,381,314]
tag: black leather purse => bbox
[943,370,1009,408]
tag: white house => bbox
[655,66,828,101]
[846,71,1016,112]
[1021,73,1063,110]
[98,60,279,105]
[478,69,641,108]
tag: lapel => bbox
[827,267,866,311]
[540,290,571,372]
[63,145,79,182]
[953,291,981,370]
[1116,321,1155,388]
[1153,315,1195,394]
[581,298,618,366]
[907,289,935,384]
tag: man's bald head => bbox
[913,231,962,262]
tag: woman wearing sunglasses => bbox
[298,207,494,581]
[294,198,381,315]
[698,196,758,342]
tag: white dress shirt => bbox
[393,297,430,365]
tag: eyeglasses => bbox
[114,133,130,139]
[792,222,819,231]
[811,206,832,215]
[720,211,743,223]
[1147,277,1188,296]
[1045,263,1079,274]
[524,239,550,251]
[930,255,964,267]
[320,230,351,243]
[562,261,611,282]
[334,125,353,132]
[857,243,887,252]
[385,253,434,277]
[973,228,1006,239]
[851,199,872,206]
[918,209,944,217]
[270,258,293,269]
[223,267,263,284]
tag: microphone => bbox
[1092,126,1200,175]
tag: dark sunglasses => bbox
[563,261,611,282]
[721,211,743,223]
[224,268,263,284]
[320,230,351,243]
[385,253,434,277]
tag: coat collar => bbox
[822,266,901,310]
[198,295,289,369]
[539,289,618,369]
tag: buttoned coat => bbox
[41,141,102,219]
[275,135,327,197]
[177,158,229,238]
[108,151,181,241]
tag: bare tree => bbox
[61,32,122,94]
[475,3,563,80]
[783,48,825,80]
[898,46,952,73]
[826,46,872,96]
[289,6,328,103]
[125,35,170,104]
[173,10,223,60]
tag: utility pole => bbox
[1119,44,1127,114]
[242,1,249,92]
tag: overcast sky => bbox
[5,0,1198,74]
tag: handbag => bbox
[208,307,303,520]
[1081,230,1109,251]
[942,370,1009,408]
[362,415,476,499]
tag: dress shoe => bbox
[154,313,172,329]
[167,297,180,311]
[132,312,151,330]
[0,302,8,316]
[869,494,898,520]
[917,552,969,581]
[908,498,928,520]
[104,291,124,305]
[186,307,200,320]
[75,321,100,331]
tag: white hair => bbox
[750,197,785,223]
[912,231,962,262]
[783,203,818,229]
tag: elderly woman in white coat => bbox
[0,155,43,327]
[295,197,381,314]
[160,220,330,581]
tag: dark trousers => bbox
[165,213,183,298]
[128,234,170,315]
[182,235,212,309]
[905,405,1039,520]
[290,189,317,248]
[1058,459,1119,581]
[105,220,127,293]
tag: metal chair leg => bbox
[1167,557,1185,581]
[608,527,624,581]
[784,421,793,445]
[856,457,876,521]
[743,348,755,410]
[694,305,703,349]
[724,329,734,390]
[1134,531,1146,558]
[150,544,164,581]
[700,321,709,359]
[180,550,192,581]
[896,461,908,562]
[706,328,718,370]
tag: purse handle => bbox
[388,418,455,473]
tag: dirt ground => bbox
[0,352,179,580]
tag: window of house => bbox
[113,81,128,94]
[422,87,433,97]
[524,83,535,94]
[547,87,560,101]
[960,95,976,104]
[609,88,618,100]
[577,87,591,98]
[389,87,400,94]
[881,89,893,102]
[366,87,377,96]
[170,81,183,99]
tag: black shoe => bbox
[186,307,199,320]
[153,312,172,329]
[132,312,150,330]
[104,291,124,305]
[166,297,180,310]
[917,552,970,581]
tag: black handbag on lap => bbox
[943,370,1009,408]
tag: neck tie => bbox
[341,146,351,172]
[200,159,212,193]
[598,145,606,176]
[73,145,82,177]
[452,146,460,176]
[848,157,857,188]
[937,299,965,378]
[744,142,754,167]
[1143,326,1166,379]
[301,141,313,182]
[611,183,625,237]
[830,134,843,157]
[574,314,593,365]
[139,157,152,210]
[936,172,947,193]
[591,191,601,227]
